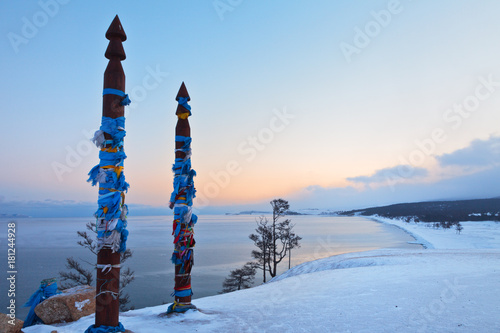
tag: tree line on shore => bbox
[338,198,500,223]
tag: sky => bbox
[1,0,500,217]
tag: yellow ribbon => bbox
[101,165,123,178]
[171,300,191,311]
[101,147,119,153]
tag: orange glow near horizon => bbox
[126,162,355,207]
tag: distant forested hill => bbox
[338,198,500,222]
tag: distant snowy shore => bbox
[370,215,500,250]
[23,217,500,333]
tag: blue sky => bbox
[1,1,500,216]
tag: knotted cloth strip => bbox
[23,278,60,328]
[103,88,131,106]
[97,263,121,274]
[177,97,191,116]
[166,300,197,314]
[85,322,125,333]
[88,116,129,253]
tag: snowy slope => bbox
[23,219,500,333]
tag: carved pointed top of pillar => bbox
[105,15,126,61]
[176,82,191,115]
[176,82,191,101]
[106,15,127,41]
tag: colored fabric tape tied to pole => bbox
[177,96,191,112]
[88,116,129,253]
[173,289,193,297]
[103,88,131,106]
[167,300,196,313]
[84,322,125,333]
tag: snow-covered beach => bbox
[23,217,500,333]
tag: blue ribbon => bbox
[23,281,60,328]
[99,150,127,166]
[85,322,125,333]
[175,135,192,148]
[170,135,196,205]
[96,191,122,220]
[174,289,193,297]
[103,88,131,106]
[177,97,191,114]
[119,228,129,253]
[100,117,126,148]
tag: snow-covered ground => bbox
[23,218,500,333]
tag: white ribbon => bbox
[91,130,105,148]
[96,263,121,274]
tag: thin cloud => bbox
[437,136,500,167]
[293,165,500,211]
[293,137,500,210]
[347,166,428,184]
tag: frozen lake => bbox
[0,214,421,319]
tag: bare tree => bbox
[59,221,135,311]
[60,258,94,286]
[220,262,257,293]
[249,199,302,280]
[268,199,301,278]
[249,216,272,282]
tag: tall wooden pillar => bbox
[87,15,129,332]
[167,83,197,314]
